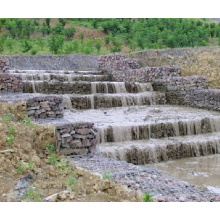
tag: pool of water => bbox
[145,154,220,194]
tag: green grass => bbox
[23,188,42,202]
[65,172,77,191]
[102,170,111,180]
[142,192,154,202]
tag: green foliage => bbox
[0,37,5,53]
[48,34,65,54]
[95,38,102,54]
[45,18,51,27]
[30,48,38,55]
[52,23,64,35]
[6,125,16,146]
[80,32,84,42]
[102,170,111,180]
[142,192,154,202]
[5,38,14,53]
[72,40,79,52]
[48,154,58,165]
[23,188,42,202]
[110,37,122,52]
[3,115,12,124]
[84,39,93,54]
[64,26,76,40]
[58,18,66,27]
[57,159,71,172]
[40,23,50,36]
[1,18,220,55]
[46,142,55,154]
[65,172,77,191]
[16,161,35,174]
[23,117,34,126]
[36,36,44,50]
[21,39,32,53]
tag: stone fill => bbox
[2,53,220,201]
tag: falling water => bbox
[91,82,97,94]
[62,95,72,109]
[31,81,36,93]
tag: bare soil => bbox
[0,100,140,202]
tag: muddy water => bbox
[145,154,220,193]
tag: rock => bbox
[99,179,111,191]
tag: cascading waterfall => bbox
[62,95,72,109]
[91,82,97,94]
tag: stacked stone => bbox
[0,74,23,93]
[98,53,140,71]
[190,89,220,111]
[0,59,9,73]
[26,96,63,119]
[23,81,92,94]
[162,76,208,105]
[111,66,181,83]
[55,122,98,155]
[166,75,208,91]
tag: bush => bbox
[30,48,38,55]
[58,18,66,27]
[21,39,32,53]
[48,34,65,54]
[0,37,5,53]
[52,23,64,35]
[95,38,102,54]
[64,26,76,40]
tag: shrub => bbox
[0,37,5,53]
[58,18,66,27]
[45,18,51,27]
[142,192,154,202]
[64,26,76,40]
[52,23,64,35]
[102,170,111,180]
[48,34,65,54]
[21,39,32,53]
[30,48,38,55]
[95,38,102,54]
[23,188,42,202]
[36,36,44,50]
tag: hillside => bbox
[1,18,220,55]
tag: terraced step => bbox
[62,105,220,142]
[9,70,104,75]
[11,72,110,82]
[22,81,153,94]
[99,132,220,165]
[65,92,166,109]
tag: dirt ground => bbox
[0,100,141,202]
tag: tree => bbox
[64,26,76,40]
[104,36,110,50]
[0,37,5,53]
[48,34,65,54]
[95,38,101,54]
[80,32,84,43]
[110,37,122,52]
[52,23,64,35]
[45,18,51,27]
[5,38,14,53]
[58,18,66,27]
[36,36,44,50]
[21,39,32,53]
[72,40,79,53]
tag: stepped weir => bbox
[1,53,220,201]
